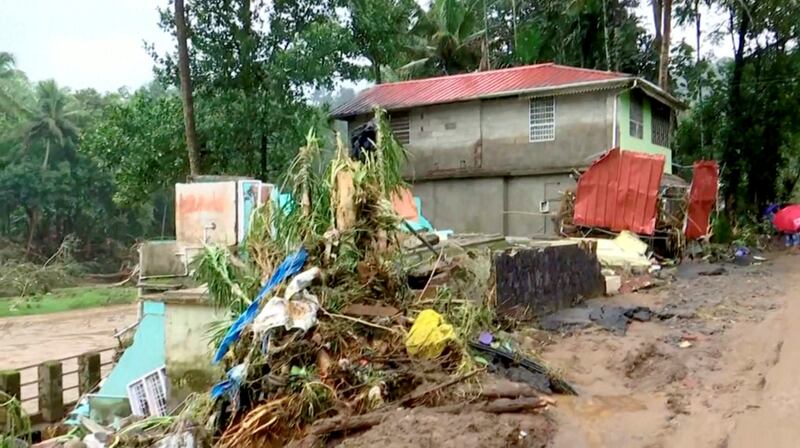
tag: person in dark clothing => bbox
[349,120,377,161]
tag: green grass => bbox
[0,286,137,318]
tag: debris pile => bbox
[65,111,567,448]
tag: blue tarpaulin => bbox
[212,247,308,364]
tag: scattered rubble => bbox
[22,112,562,448]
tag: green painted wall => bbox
[98,301,166,398]
[617,91,673,173]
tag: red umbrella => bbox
[773,204,800,233]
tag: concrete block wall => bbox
[479,92,613,173]
[390,90,616,179]
[414,173,575,237]
[345,89,624,236]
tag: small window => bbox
[389,112,410,145]
[651,103,670,147]
[529,96,555,142]
[127,366,168,417]
[630,92,644,139]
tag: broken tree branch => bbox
[305,396,552,438]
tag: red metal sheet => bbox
[685,161,719,239]
[332,63,629,118]
[573,148,665,235]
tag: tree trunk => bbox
[372,59,382,84]
[602,0,611,70]
[695,0,704,150]
[652,0,663,53]
[722,6,749,217]
[259,133,268,180]
[25,207,37,257]
[658,0,673,90]
[42,140,50,170]
[175,0,201,177]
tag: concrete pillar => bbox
[78,352,101,396]
[0,370,21,430]
[0,370,21,399]
[38,361,64,422]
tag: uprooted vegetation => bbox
[103,111,563,448]
[0,236,83,298]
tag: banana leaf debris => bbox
[33,110,572,448]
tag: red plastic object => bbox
[772,205,800,234]
[685,161,719,239]
[573,148,665,235]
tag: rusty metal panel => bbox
[685,161,719,239]
[573,148,665,235]
[332,63,628,118]
[175,182,237,246]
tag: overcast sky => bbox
[0,0,732,93]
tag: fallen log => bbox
[396,368,481,406]
[306,396,553,437]
[430,396,554,415]
[475,381,554,400]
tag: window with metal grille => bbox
[529,97,555,142]
[144,371,168,415]
[651,103,670,147]
[389,112,410,145]
[129,381,149,416]
[127,367,168,417]
[630,92,644,139]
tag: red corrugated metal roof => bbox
[332,63,631,118]
[573,148,665,235]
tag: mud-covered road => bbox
[0,304,137,412]
[540,254,794,447]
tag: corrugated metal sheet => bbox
[332,63,630,118]
[573,148,665,235]
[685,161,719,239]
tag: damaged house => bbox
[332,63,685,236]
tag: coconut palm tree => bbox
[0,52,15,79]
[23,80,80,169]
[0,52,30,115]
[401,0,486,76]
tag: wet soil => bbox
[338,407,556,448]
[541,255,792,447]
[337,255,795,448]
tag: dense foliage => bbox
[2,0,800,258]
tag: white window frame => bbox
[629,93,644,139]
[127,366,168,417]
[529,96,556,143]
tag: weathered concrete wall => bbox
[139,240,187,278]
[413,174,574,237]
[343,91,619,236]
[163,301,226,406]
[505,174,575,236]
[345,91,615,180]
[413,177,505,234]
[479,92,613,174]
[175,182,238,246]
[405,101,482,178]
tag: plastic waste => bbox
[212,248,308,364]
[284,267,321,299]
[252,290,320,334]
[405,309,455,359]
[210,364,247,400]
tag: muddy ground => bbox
[344,253,795,447]
[0,304,138,412]
[0,255,795,446]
